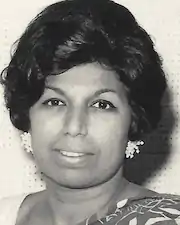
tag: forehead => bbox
[45,63,127,97]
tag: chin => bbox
[55,176,104,189]
[44,168,121,190]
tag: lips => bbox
[60,150,86,157]
[54,148,94,157]
[52,148,95,167]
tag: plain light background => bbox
[0,0,180,198]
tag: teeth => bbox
[60,150,85,157]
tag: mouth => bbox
[53,148,94,157]
[60,150,88,157]
[52,149,95,167]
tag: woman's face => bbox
[29,63,131,188]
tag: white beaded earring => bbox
[20,132,33,154]
[125,140,144,159]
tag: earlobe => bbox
[125,140,144,159]
[20,132,34,155]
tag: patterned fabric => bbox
[88,194,180,225]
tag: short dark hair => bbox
[1,0,166,140]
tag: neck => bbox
[43,168,129,224]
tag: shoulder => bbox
[15,190,46,225]
[0,192,44,225]
[97,193,180,224]
[0,194,28,225]
[126,193,180,224]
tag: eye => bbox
[91,100,116,110]
[42,98,65,106]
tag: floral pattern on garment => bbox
[84,195,180,225]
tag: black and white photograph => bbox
[0,0,180,224]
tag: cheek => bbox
[29,110,65,150]
[88,112,130,163]
[89,112,130,143]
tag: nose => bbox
[63,107,88,137]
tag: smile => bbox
[60,150,86,157]
[53,149,95,167]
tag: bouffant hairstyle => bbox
[1,0,166,140]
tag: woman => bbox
[1,0,180,224]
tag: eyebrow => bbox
[45,85,117,98]
[45,85,66,96]
[92,88,117,97]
